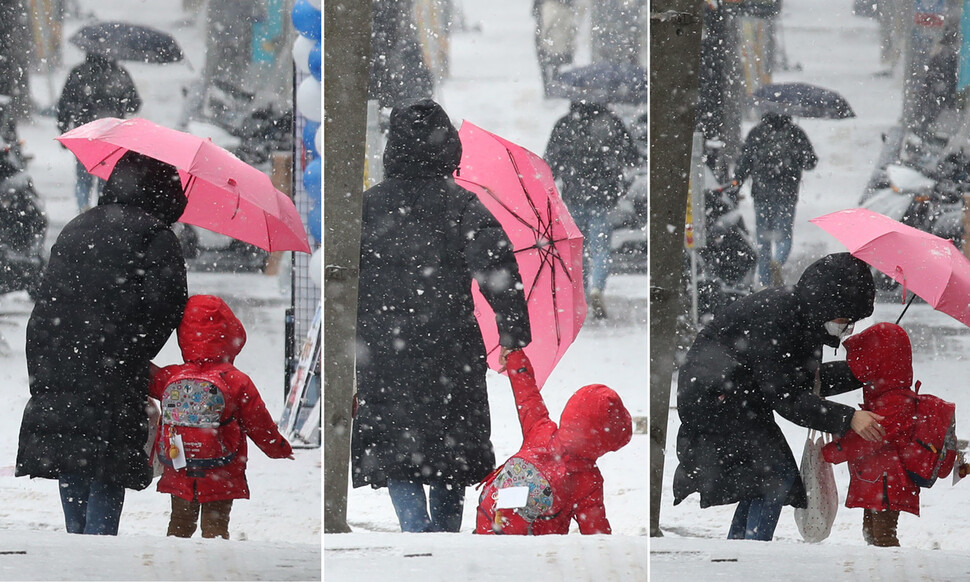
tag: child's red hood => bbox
[843,322,912,403]
[177,294,246,364]
[556,384,633,459]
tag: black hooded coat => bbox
[17,151,188,491]
[56,53,141,133]
[733,112,817,204]
[673,253,875,509]
[352,99,532,489]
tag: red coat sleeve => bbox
[507,350,557,447]
[573,472,611,534]
[148,365,177,400]
[822,398,912,464]
[228,369,293,459]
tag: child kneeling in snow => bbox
[476,350,632,534]
[822,322,953,547]
[150,294,293,539]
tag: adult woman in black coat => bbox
[673,253,886,541]
[353,99,532,532]
[17,151,188,535]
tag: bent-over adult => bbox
[673,252,885,541]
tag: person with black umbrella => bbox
[56,52,142,213]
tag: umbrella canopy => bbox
[69,22,183,64]
[751,82,855,119]
[455,122,586,389]
[551,61,647,105]
[57,117,311,254]
[810,208,970,326]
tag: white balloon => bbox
[308,0,321,9]
[291,35,314,74]
[315,125,321,155]
[308,247,322,288]
[296,77,322,122]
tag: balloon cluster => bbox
[292,0,321,245]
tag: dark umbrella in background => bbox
[551,61,647,104]
[69,22,183,64]
[751,82,855,119]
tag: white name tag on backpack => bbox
[496,486,530,509]
[170,434,187,471]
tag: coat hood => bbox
[177,295,246,364]
[383,98,462,179]
[557,384,632,459]
[762,112,793,128]
[844,322,913,402]
[794,252,875,346]
[99,150,187,225]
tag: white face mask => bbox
[824,320,854,341]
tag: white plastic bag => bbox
[793,429,839,543]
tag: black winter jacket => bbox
[734,112,817,202]
[57,53,141,133]
[17,151,187,490]
[353,99,531,488]
[673,253,875,509]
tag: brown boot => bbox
[167,495,200,538]
[867,509,901,547]
[200,499,233,539]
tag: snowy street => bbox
[657,0,970,578]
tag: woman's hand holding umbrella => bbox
[851,410,886,442]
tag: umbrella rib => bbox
[472,183,540,233]
[506,152,544,225]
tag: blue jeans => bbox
[58,474,126,535]
[727,463,798,541]
[75,159,102,211]
[570,204,613,293]
[387,479,465,532]
[753,197,796,286]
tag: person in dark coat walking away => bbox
[545,100,641,319]
[731,112,817,287]
[476,350,631,535]
[57,52,142,212]
[150,294,293,539]
[353,98,532,533]
[533,0,577,97]
[823,322,940,547]
[673,252,886,541]
[16,151,188,536]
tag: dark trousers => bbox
[387,479,465,533]
[727,462,798,541]
[168,494,233,539]
[58,473,126,535]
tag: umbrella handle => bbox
[896,265,906,305]
[896,293,916,325]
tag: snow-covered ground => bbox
[326,1,648,580]
[656,0,970,578]
[0,2,319,580]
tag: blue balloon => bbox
[303,157,321,204]
[307,203,321,242]
[308,40,321,81]
[292,0,321,41]
[303,121,320,157]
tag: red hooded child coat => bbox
[476,350,632,535]
[822,322,921,515]
[149,295,293,503]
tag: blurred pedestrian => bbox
[533,0,577,97]
[369,0,434,109]
[353,98,531,533]
[203,0,266,92]
[545,100,641,319]
[16,151,188,536]
[150,295,293,540]
[731,112,817,287]
[673,253,886,541]
[57,52,142,212]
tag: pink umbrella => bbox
[57,117,311,253]
[455,121,586,389]
[810,207,970,326]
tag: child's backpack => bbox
[899,381,957,488]
[157,367,241,472]
[477,457,557,535]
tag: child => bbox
[476,350,632,534]
[822,322,931,547]
[149,294,293,539]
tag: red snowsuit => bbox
[149,294,292,503]
[822,322,921,515]
[475,350,632,535]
